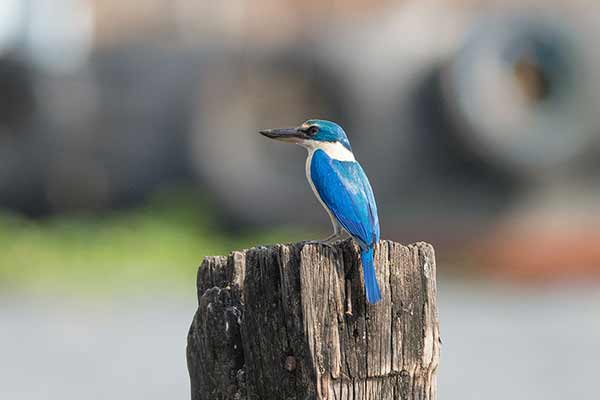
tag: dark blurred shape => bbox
[511,55,552,104]
[442,13,600,178]
[188,46,350,227]
[399,64,519,231]
[0,0,95,215]
[0,54,42,214]
[78,44,201,209]
[0,56,35,130]
[0,41,206,215]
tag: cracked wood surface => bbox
[187,239,440,400]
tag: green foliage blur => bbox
[0,189,309,297]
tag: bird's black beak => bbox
[259,127,306,142]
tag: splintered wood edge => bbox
[197,240,436,293]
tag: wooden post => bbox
[187,239,440,400]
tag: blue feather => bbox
[310,150,379,247]
[361,248,382,304]
[310,149,382,303]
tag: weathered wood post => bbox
[187,239,440,399]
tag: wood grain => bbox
[187,239,440,399]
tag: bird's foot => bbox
[304,240,336,250]
[323,232,349,245]
[304,233,347,250]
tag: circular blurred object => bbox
[189,48,351,226]
[444,13,600,177]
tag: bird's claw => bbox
[304,240,337,250]
[304,232,349,251]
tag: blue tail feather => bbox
[360,247,382,304]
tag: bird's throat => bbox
[302,140,356,162]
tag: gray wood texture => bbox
[187,239,440,400]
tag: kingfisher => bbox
[259,119,382,304]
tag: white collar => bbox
[301,140,355,162]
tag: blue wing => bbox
[310,149,380,249]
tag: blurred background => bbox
[1,0,599,399]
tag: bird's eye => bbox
[307,126,319,136]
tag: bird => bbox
[259,119,382,304]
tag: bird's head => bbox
[260,119,352,151]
